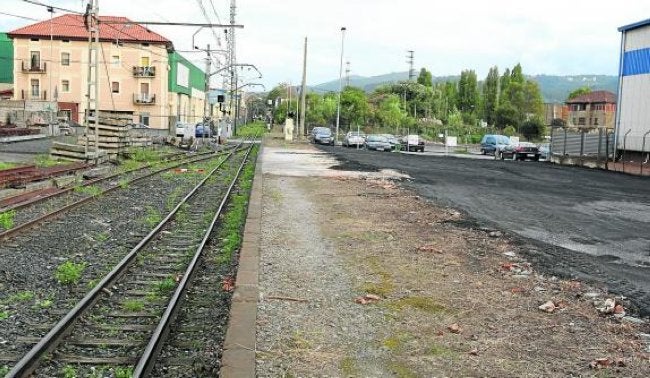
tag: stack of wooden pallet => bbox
[50,112,152,161]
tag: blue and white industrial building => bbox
[616,18,650,156]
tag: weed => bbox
[428,343,454,357]
[288,331,312,349]
[0,210,16,230]
[143,207,162,228]
[156,277,176,294]
[165,187,185,211]
[382,333,411,351]
[0,311,9,321]
[119,158,142,172]
[35,299,53,308]
[237,120,268,137]
[175,203,189,223]
[95,231,110,242]
[0,162,15,170]
[387,296,446,314]
[0,365,8,376]
[54,261,86,285]
[361,275,394,298]
[114,366,133,378]
[118,179,129,189]
[122,299,144,312]
[388,362,416,378]
[34,154,61,167]
[74,185,102,196]
[9,291,35,302]
[340,356,358,376]
[61,365,77,378]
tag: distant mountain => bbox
[310,72,619,103]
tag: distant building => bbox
[616,18,650,153]
[543,103,567,126]
[6,14,205,129]
[565,90,617,129]
[168,52,208,127]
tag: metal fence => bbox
[550,127,614,168]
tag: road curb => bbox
[220,141,263,378]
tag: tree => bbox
[374,94,406,130]
[567,86,591,100]
[483,66,500,126]
[417,68,433,87]
[500,68,511,98]
[520,118,546,141]
[503,125,517,137]
[457,70,479,115]
[340,86,370,129]
[495,102,518,129]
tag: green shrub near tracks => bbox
[54,261,86,285]
[0,209,16,230]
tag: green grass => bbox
[9,291,35,302]
[122,299,144,312]
[0,210,16,230]
[118,178,130,189]
[54,261,86,285]
[143,207,162,228]
[119,159,142,172]
[236,120,267,137]
[95,231,110,242]
[155,277,176,294]
[61,365,77,378]
[34,154,62,167]
[34,298,53,309]
[126,148,159,163]
[387,296,446,314]
[0,365,9,376]
[74,185,102,196]
[114,366,133,378]
[0,162,15,170]
[340,356,358,376]
[0,311,9,321]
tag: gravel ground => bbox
[256,139,650,377]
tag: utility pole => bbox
[345,61,350,87]
[203,44,211,141]
[407,50,415,81]
[299,37,307,137]
[84,0,100,157]
[229,0,238,136]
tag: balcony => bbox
[133,93,156,105]
[21,60,47,74]
[132,66,156,77]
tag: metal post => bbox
[597,128,602,167]
[622,129,631,173]
[335,27,346,145]
[203,44,211,143]
[563,128,567,156]
[641,130,650,176]
[579,129,585,166]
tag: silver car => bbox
[365,135,392,151]
[343,131,366,147]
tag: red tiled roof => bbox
[566,90,617,104]
[8,14,171,45]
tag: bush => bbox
[55,261,86,285]
[503,126,517,137]
[520,118,546,141]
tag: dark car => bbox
[310,127,330,142]
[195,124,213,138]
[480,134,511,155]
[498,142,541,161]
[314,128,334,145]
[365,135,392,151]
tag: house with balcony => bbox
[565,90,617,129]
[7,14,176,129]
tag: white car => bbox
[175,122,185,137]
[343,131,366,147]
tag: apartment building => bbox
[565,90,617,129]
[168,51,208,127]
[7,14,181,129]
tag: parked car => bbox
[365,135,392,151]
[401,135,425,152]
[381,134,400,150]
[498,142,541,161]
[314,128,334,145]
[480,134,511,155]
[310,127,330,142]
[175,122,186,137]
[343,131,366,147]
[195,124,213,138]
[538,143,550,160]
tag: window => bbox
[111,55,120,68]
[62,39,70,43]
[139,113,150,126]
[61,80,70,92]
[30,38,39,42]
[61,52,70,66]
[573,118,577,125]
[111,81,120,94]
[30,51,40,69]
[140,56,150,66]
[594,118,599,126]
[112,41,123,47]
[30,79,40,98]
[578,117,586,126]
[141,43,150,47]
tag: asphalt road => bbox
[318,145,650,315]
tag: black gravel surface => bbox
[318,145,650,316]
[0,152,233,371]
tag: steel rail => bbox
[0,150,215,213]
[134,141,256,377]
[0,149,227,240]
[6,143,247,378]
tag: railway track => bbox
[0,147,233,239]
[5,141,258,377]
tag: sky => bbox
[2,0,650,90]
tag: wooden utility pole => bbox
[299,37,307,138]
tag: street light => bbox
[335,26,346,145]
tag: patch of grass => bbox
[0,210,16,230]
[288,331,312,350]
[340,356,358,376]
[0,311,9,321]
[387,296,446,314]
[119,158,142,172]
[0,365,9,376]
[34,298,53,309]
[428,343,455,357]
[54,261,86,285]
[121,299,144,312]
[382,333,411,351]
[114,366,133,378]
[95,231,110,242]
[74,185,102,196]
[155,277,176,294]
[118,178,129,189]
[127,148,159,163]
[237,120,267,137]
[388,362,417,378]
[61,364,77,378]
[34,154,61,167]
[143,206,162,228]
[9,291,35,302]
[0,162,15,170]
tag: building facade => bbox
[565,90,617,129]
[7,14,184,129]
[616,19,650,152]
[168,52,207,127]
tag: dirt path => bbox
[255,139,649,377]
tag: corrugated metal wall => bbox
[551,128,614,157]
